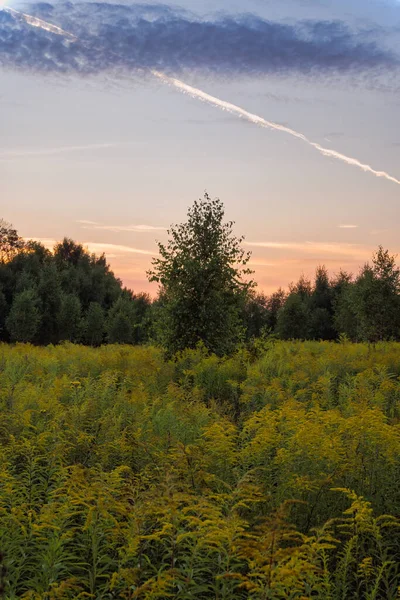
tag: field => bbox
[1,341,400,599]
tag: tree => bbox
[289,274,312,300]
[243,292,270,340]
[275,274,312,340]
[266,289,287,333]
[309,307,334,341]
[131,292,152,343]
[0,221,140,345]
[0,288,8,337]
[6,288,40,342]
[309,266,335,340]
[332,270,356,339]
[83,302,105,346]
[368,246,400,340]
[311,266,332,312]
[54,238,87,267]
[276,293,310,340]
[243,290,286,339]
[37,264,62,344]
[353,248,400,342]
[334,285,359,341]
[106,298,136,344]
[0,219,24,262]
[148,194,254,356]
[334,248,400,343]
[58,294,82,342]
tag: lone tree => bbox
[148,194,254,356]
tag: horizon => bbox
[17,221,400,298]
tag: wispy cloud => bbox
[4,3,400,187]
[1,3,398,77]
[86,242,153,256]
[338,224,358,228]
[0,143,125,160]
[77,220,167,233]
[25,237,153,256]
[24,237,56,249]
[244,240,369,259]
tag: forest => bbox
[1,197,400,598]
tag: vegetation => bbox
[0,223,152,347]
[1,197,400,597]
[147,194,254,356]
[1,341,400,598]
[1,198,399,352]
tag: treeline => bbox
[0,220,152,345]
[1,200,399,350]
[245,246,400,344]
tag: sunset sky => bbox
[1,0,400,294]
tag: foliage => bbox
[1,341,400,598]
[1,213,399,348]
[58,294,82,342]
[0,232,151,346]
[0,220,24,262]
[5,289,41,343]
[276,293,310,340]
[147,194,254,356]
[335,247,400,343]
[83,302,105,346]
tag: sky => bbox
[1,0,400,294]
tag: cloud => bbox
[25,237,153,256]
[23,237,56,249]
[77,220,167,233]
[244,240,369,259]
[0,3,398,77]
[85,242,153,255]
[155,71,400,185]
[0,143,125,160]
[338,224,358,228]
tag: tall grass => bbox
[1,341,400,598]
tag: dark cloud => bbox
[0,2,398,77]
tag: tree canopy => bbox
[0,219,24,262]
[0,227,151,345]
[148,194,254,355]
[0,212,399,349]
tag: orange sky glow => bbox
[25,235,397,298]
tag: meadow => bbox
[1,340,400,599]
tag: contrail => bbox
[152,71,400,186]
[3,5,400,187]
[3,6,77,39]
